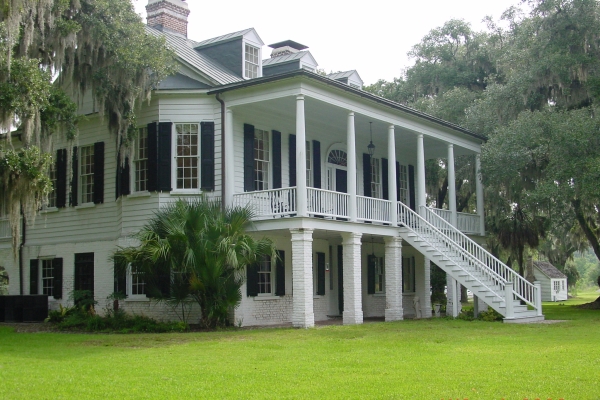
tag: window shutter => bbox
[396,161,400,202]
[272,130,282,189]
[246,263,258,297]
[312,140,321,188]
[53,258,63,300]
[408,164,416,211]
[289,134,296,186]
[157,122,172,192]
[316,252,326,296]
[93,142,105,204]
[113,261,127,298]
[70,146,78,206]
[200,121,215,191]
[243,124,255,192]
[275,250,285,296]
[121,157,130,196]
[382,157,389,200]
[147,122,158,192]
[29,260,39,295]
[363,153,372,197]
[115,151,122,199]
[367,255,376,294]
[56,149,67,208]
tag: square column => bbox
[347,112,357,222]
[342,232,363,325]
[446,274,461,317]
[384,236,403,321]
[296,95,307,217]
[422,258,432,318]
[291,228,314,328]
[447,144,457,227]
[416,134,426,215]
[224,108,235,207]
[387,125,397,225]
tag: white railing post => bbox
[347,112,357,222]
[504,282,514,319]
[534,281,542,316]
[296,95,307,217]
[388,124,397,225]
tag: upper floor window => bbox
[306,141,312,187]
[398,164,409,204]
[254,128,270,190]
[371,157,382,199]
[79,145,95,204]
[176,123,199,190]
[245,44,259,79]
[48,161,57,208]
[135,127,148,192]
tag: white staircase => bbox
[397,203,544,323]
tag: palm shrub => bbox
[113,198,276,328]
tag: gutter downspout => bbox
[216,93,226,211]
[19,207,25,295]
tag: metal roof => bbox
[268,40,308,50]
[533,261,567,279]
[327,70,358,80]
[207,69,486,141]
[263,51,309,66]
[146,27,242,86]
[194,28,255,48]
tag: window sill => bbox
[373,293,386,297]
[75,203,95,210]
[127,191,152,198]
[253,295,282,301]
[170,190,203,196]
[125,296,150,302]
[41,207,59,214]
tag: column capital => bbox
[348,111,355,117]
[384,236,402,247]
[417,133,424,139]
[447,143,454,149]
[296,94,305,101]
[341,232,362,244]
[388,124,395,130]
[290,228,314,238]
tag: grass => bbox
[1,291,599,399]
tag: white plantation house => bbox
[0,0,544,325]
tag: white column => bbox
[347,112,357,222]
[446,273,460,317]
[504,282,514,319]
[224,108,235,207]
[384,236,403,321]
[342,232,363,324]
[387,125,397,225]
[296,95,307,217]
[476,153,485,236]
[422,257,432,318]
[290,228,314,328]
[416,134,426,215]
[447,144,457,227]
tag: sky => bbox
[133,0,519,85]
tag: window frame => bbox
[133,126,149,193]
[172,122,201,192]
[398,164,409,204]
[47,161,57,209]
[374,256,385,294]
[371,157,382,199]
[306,140,313,187]
[244,43,260,79]
[78,145,95,205]
[127,264,147,299]
[402,256,416,293]
[253,128,270,191]
[41,258,55,298]
[257,255,273,296]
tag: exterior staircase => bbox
[397,203,544,323]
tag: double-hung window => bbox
[42,259,55,297]
[129,265,146,298]
[47,162,57,208]
[306,141,313,187]
[374,257,384,293]
[244,44,260,79]
[553,281,560,292]
[79,145,95,204]
[257,256,272,295]
[176,123,199,190]
[371,157,382,199]
[398,164,409,204]
[30,258,63,299]
[402,256,416,293]
[134,127,149,192]
[254,129,270,190]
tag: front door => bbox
[335,169,347,193]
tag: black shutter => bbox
[246,263,258,297]
[367,255,376,294]
[289,134,296,186]
[157,122,172,192]
[313,140,321,188]
[275,250,285,296]
[115,150,122,199]
[408,164,416,211]
[396,162,401,202]
[53,258,63,300]
[316,252,326,296]
[272,130,282,189]
[363,153,372,197]
[70,146,78,206]
[56,149,67,208]
[121,158,130,196]
[93,142,105,204]
[29,260,39,295]
[113,261,127,297]
[382,158,389,200]
[200,121,215,191]
[243,124,255,192]
[147,122,158,192]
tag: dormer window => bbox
[245,44,260,79]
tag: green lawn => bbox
[1,292,599,399]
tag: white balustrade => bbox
[430,208,482,235]
[232,187,297,219]
[307,188,349,219]
[357,196,392,224]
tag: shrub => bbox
[457,307,475,321]
[478,308,503,322]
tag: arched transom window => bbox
[327,149,347,167]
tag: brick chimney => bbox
[146,0,190,38]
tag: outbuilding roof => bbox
[194,28,257,48]
[533,261,567,279]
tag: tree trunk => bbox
[460,285,468,304]
[517,246,525,277]
[437,176,448,208]
[572,199,600,262]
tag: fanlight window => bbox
[327,150,347,167]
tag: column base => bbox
[292,313,315,329]
[343,310,363,325]
[385,308,404,322]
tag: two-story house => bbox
[0,0,544,325]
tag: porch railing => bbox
[430,208,481,235]
[357,196,392,224]
[307,188,349,219]
[232,187,297,219]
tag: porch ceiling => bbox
[232,96,476,163]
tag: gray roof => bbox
[263,51,309,66]
[327,70,360,80]
[146,27,242,86]
[533,261,567,279]
[194,28,254,48]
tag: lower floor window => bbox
[130,265,146,296]
[258,256,272,295]
[402,256,416,293]
[554,280,560,292]
[42,259,55,297]
[374,257,384,293]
